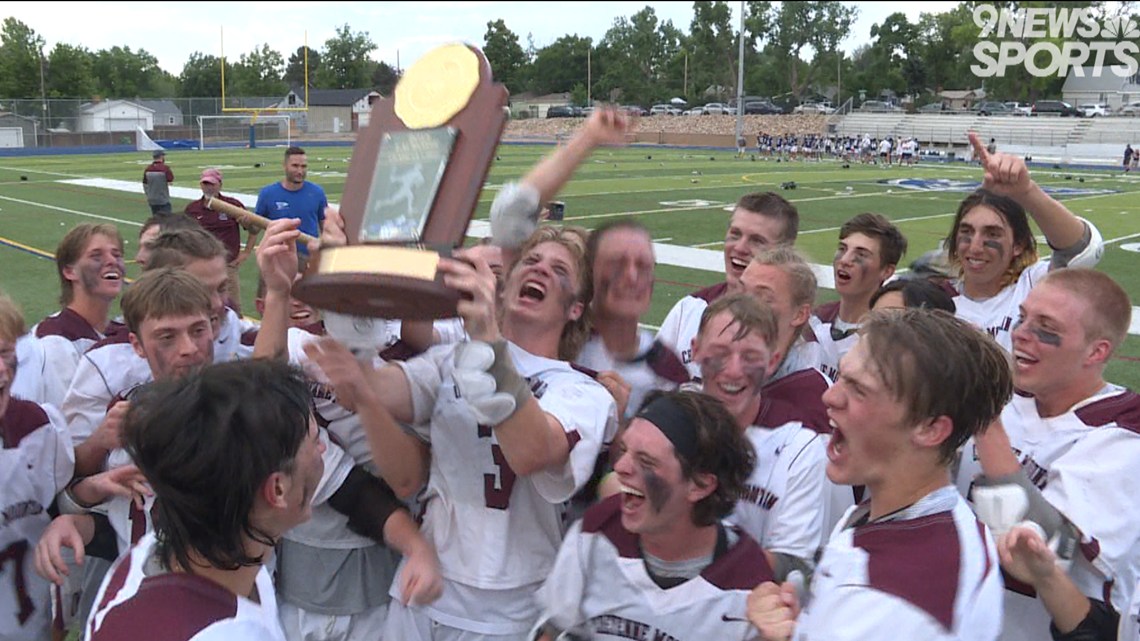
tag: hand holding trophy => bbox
[293,43,509,320]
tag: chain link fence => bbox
[0,97,316,148]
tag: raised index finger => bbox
[968,131,989,164]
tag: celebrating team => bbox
[1,107,1136,641]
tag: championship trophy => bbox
[292,43,509,319]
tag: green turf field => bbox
[0,144,1137,387]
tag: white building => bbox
[76,100,155,133]
[1062,65,1140,111]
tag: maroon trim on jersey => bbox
[570,363,599,379]
[701,529,776,589]
[36,307,102,342]
[240,329,259,347]
[691,281,728,303]
[582,495,640,558]
[936,278,959,297]
[381,340,423,362]
[761,370,830,434]
[853,511,961,632]
[813,301,841,324]
[88,330,132,352]
[1075,390,1140,434]
[300,321,326,336]
[1,399,50,449]
[564,429,582,452]
[644,341,691,385]
[106,385,145,413]
[91,572,240,641]
[90,556,132,637]
[1081,538,1101,563]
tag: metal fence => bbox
[0,97,303,148]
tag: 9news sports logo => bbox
[971,4,1140,78]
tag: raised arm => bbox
[252,218,303,361]
[968,132,1086,250]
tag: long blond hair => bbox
[503,225,594,361]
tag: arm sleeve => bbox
[165,166,174,183]
[253,187,269,218]
[325,465,405,545]
[38,336,82,406]
[529,376,618,504]
[318,189,328,223]
[1048,218,1104,270]
[1049,598,1119,641]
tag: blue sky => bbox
[5,1,959,76]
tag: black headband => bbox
[636,395,698,461]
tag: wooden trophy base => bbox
[292,245,461,320]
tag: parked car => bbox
[649,104,682,116]
[793,102,836,114]
[1032,100,1077,116]
[744,100,782,115]
[582,107,595,117]
[1003,101,1033,116]
[546,105,574,118]
[684,107,704,116]
[1078,103,1109,117]
[918,102,950,113]
[973,101,1014,116]
[1120,101,1140,116]
[702,102,729,115]
[858,100,901,112]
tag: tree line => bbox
[484,0,1138,108]
[2,2,1138,107]
[0,19,400,101]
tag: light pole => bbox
[735,0,745,144]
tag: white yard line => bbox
[0,194,140,226]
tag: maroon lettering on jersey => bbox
[853,511,963,631]
[35,308,102,343]
[91,572,239,641]
[1,399,50,449]
[692,281,728,304]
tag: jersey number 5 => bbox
[0,540,34,625]
[478,424,517,510]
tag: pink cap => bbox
[200,168,222,184]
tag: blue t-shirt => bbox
[255,182,328,254]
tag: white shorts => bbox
[279,601,391,641]
[383,602,518,641]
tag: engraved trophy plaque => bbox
[292,43,509,319]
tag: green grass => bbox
[1,144,1137,387]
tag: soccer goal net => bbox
[197,114,293,150]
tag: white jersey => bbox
[0,400,74,641]
[808,301,858,383]
[1123,580,1140,641]
[391,341,617,634]
[795,487,1002,641]
[534,496,771,641]
[32,310,127,406]
[575,331,689,419]
[62,308,255,450]
[10,334,65,408]
[656,282,727,380]
[953,219,1103,352]
[956,387,1140,641]
[86,533,286,641]
[730,422,828,563]
[878,139,891,154]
